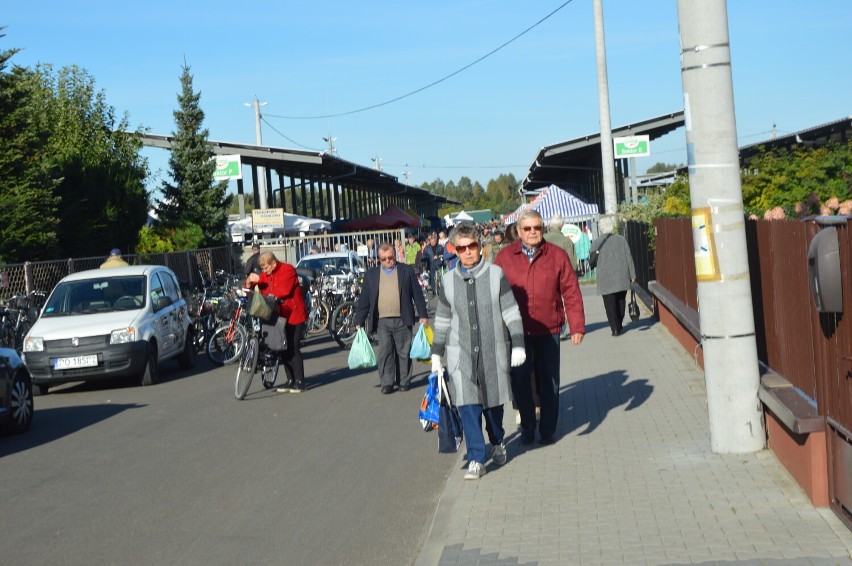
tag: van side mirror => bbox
[155,296,173,311]
[808,226,842,313]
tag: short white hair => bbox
[548,215,564,230]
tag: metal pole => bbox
[592,0,618,227]
[629,156,638,204]
[677,0,765,453]
[246,96,268,209]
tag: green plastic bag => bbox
[348,328,377,369]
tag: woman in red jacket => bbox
[247,252,308,393]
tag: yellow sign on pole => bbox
[692,207,720,281]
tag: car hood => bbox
[28,311,143,340]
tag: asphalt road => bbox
[1,331,457,565]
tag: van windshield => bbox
[42,276,147,317]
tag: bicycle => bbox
[234,299,285,400]
[206,290,249,366]
[329,300,358,349]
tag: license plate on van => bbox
[54,355,98,370]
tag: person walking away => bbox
[494,210,585,446]
[542,216,578,341]
[574,222,591,275]
[431,223,525,480]
[404,234,420,265]
[543,216,577,271]
[590,231,635,336]
[100,248,128,269]
[423,234,445,297]
[243,243,262,286]
[246,252,308,393]
[355,243,428,394]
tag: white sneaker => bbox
[515,411,521,425]
[492,443,507,466]
[464,461,486,480]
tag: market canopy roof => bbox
[139,134,452,220]
[521,111,685,209]
[502,185,599,225]
[336,204,420,231]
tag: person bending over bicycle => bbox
[246,252,308,393]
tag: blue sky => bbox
[4,1,850,197]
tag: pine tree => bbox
[157,63,231,246]
[0,37,61,262]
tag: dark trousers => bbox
[457,404,505,464]
[602,291,628,334]
[510,333,561,440]
[279,323,305,385]
[376,317,413,388]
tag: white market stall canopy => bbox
[501,185,599,225]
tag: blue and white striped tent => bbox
[502,185,599,225]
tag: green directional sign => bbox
[213,154,242,180]
[613,135,650,158]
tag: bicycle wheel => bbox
[207,323,248,366]
[306,299,330,335]
[234,337,259,400]
[261,356,280,390]
[329,301,358,349]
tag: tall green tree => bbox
[157,64,231,246]
[35,64,150,258]
[0,36,60,262]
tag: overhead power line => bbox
[265,0,576,120]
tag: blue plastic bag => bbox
[348,328,377,369]
[418,373,441,430]
[409,323,431,360]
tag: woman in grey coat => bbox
[430,223,526,480]
[591,232,636,336]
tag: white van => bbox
[22,265,194,395]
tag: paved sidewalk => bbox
[417,286,852,565]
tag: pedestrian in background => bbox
[394,238,405,263]
[543,216,577,271]
[590,231,636,337]
[355,243,429,394]
[243,243,262,286]
[100,248,128,269]
[494,210,585,446]
[503,224,519,245]
[404,234,420,265]
[246,252,308,393]
[430,223,525,480]
[423,234,445,297]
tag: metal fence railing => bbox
[0,246,238,301]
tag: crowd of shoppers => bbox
[242,214,641,482]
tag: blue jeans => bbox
[457,404,505,464]
[510,333,561,440]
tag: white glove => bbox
[431,354,443,375]
[510,347,526,367]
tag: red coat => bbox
[255,262,307,325]
[494,241,585,336]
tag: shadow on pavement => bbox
[561,369,654,436]
[0,403,145,457]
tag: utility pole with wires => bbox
[323,134,338,155]
[677,0,764,453]
[371,155,382,171]
[244,96,268,209]
[592,0,618,230]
